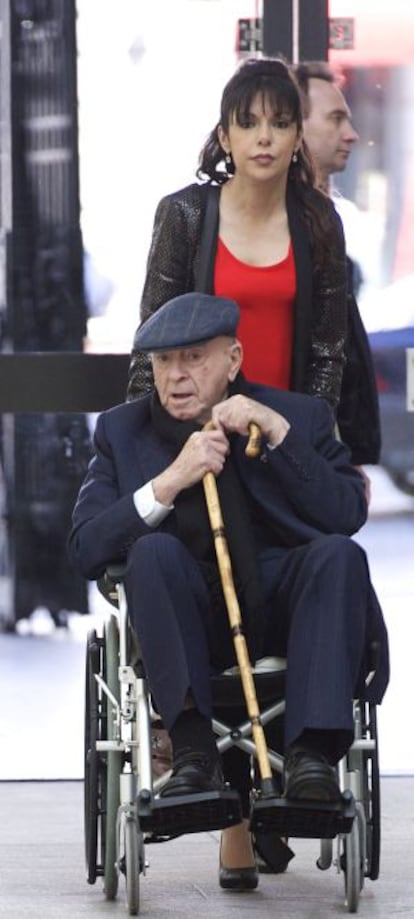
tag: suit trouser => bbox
[125,531,369,761]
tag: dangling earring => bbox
[225,153,232,165]
[292,151,298,163]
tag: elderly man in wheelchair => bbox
[69,292,389,909]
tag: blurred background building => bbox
[0,0,91,630]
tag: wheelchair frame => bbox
[84,569,381,915]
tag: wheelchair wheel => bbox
[84,629,105,884]
[363,704,381,881]
[343,819,361,913]
[342,803,365,913]
[125,816,140,916]
[103,615,121,901]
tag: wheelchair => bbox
[84,564,381,915]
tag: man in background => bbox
[295,62,381,477]
[295,62,358,193]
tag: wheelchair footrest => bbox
[250,790,355,839]
[138,788,242,837]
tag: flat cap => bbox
[134,292,240,351]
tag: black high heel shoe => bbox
[219,823,259,891]
[219,863,259,891]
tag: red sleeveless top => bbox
[214,238,296,389]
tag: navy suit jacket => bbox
[69,382,389,702]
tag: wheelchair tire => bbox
[343,810,363,913]
[103,615,121,901]
[84,629,104,884]
[363,704,381,881]
[125,816,140,916]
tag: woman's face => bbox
[219,92,301,185]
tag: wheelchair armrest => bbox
[97,563,127,606]
[106,562,127,584]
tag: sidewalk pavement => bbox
[0,777,413,918]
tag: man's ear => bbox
[228,339,243,381]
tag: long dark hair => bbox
[197,57,331,266]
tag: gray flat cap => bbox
[134,292,240,351]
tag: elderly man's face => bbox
[151,336,242,422]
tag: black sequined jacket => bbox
[127,181,347,404]
[127,181,380,464]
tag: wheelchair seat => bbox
[211,655,287,708]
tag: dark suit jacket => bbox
[69,381,388,703]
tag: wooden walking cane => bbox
[202,421,275,796]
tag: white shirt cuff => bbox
[133,480,173,527]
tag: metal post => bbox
[262,0,329,62]
[292,0,299,63]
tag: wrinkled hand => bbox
[153,427,229,506]
[211,394,290,448]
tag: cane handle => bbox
[204,420,261,458]
[244,422,261,458]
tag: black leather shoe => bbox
[219,864,258,891]
[160,752,225,798]
[284,751,341,803]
